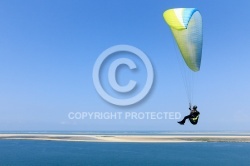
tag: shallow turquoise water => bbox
[0,140,250,166]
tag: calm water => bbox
[0,140,250,166]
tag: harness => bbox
[189,115,199,125]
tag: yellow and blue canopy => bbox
[163,8,203,72]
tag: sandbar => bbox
[1,134,250,142]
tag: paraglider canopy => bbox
[163,8,203,72]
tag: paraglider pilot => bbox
[178,104,200,125]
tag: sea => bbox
[0,139,250,166]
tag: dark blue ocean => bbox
[0,140,250,166]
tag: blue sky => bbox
[0,0,250,131]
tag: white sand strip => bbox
[1,134,250,142]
